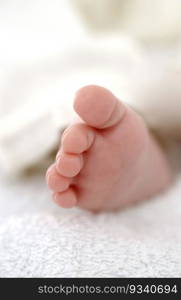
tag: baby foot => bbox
[46,85,171,211]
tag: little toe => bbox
[62,123,95,154]
[53,188,77,208]
[56,152,83,177]
[46,164,71,192]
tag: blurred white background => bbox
[0,0,181,174]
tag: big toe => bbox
[74,85,126,129]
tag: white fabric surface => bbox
[0,171,181,277]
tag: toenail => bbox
[56,153,61,161]
[56,150,63,161]
[56,155,62,167]
[87,131,94,148]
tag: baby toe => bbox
[62,124,95,154]
[53,188,77,208]
[46,164,71,192]
[56,152,83,178]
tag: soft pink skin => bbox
[46,85,172,211]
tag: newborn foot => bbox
[46,85,171,211]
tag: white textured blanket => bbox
[0,172,181,277]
